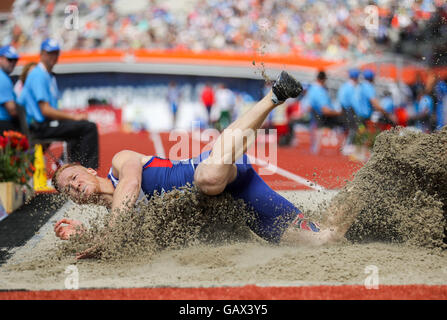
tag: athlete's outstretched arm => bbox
[109,150,144,221]
[75,150,144,259]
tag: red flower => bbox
[19,137,29,151]
[10,155,20,166]
[25,168,33,177]
[10,137,19,149]
[0,136,6,149]
[3,130,24,139]
[0,130,34,187]
[1,131,29,150]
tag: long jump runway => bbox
[1,131,446,300]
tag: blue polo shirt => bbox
[380,96,394,114]
[337,80,357,110]
[0,68,15,121]
[305,83,333,116]
[435,81,447,128]
[18,63,59,123]
[354,81,376,119]
[416,95,434,115]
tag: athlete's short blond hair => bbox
[51,163,82,192]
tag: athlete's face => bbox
[57,166,100,204]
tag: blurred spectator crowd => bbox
[0,0,446,63]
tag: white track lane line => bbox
[190,133,325,191]
[150,131,166,158]
[246,154,325,191]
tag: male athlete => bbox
[52,71,333,259]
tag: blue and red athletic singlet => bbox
[108,151,319,243]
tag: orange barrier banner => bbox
[16,49,343,69]
[16,48,447,83]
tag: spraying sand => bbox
[327,126,447,248]
[58,186,258,261]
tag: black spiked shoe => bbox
[271,71,304,104]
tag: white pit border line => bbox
[247,155,325,191]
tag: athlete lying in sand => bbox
[52,71,337,259]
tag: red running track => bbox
[1,285,446,300]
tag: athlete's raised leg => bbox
[194,71,303,195]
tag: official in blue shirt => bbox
[0,45,21,133]
[435,78,447,129]
[337,68,360,112]
[408,88,434,132]
[19,38,99,169]
[305,70,343,154]
[337,68,361,144]
[305,70,342,128]
[380,91,395,115]
[354,69,393,124]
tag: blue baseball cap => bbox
[363,69,375,81]
[0,45,19,59]
[41,38,61,52]
[348,68,360,79]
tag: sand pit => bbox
[1,190,446,291]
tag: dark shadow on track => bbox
[0,193,66,266]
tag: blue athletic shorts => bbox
[193,151,318,243]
